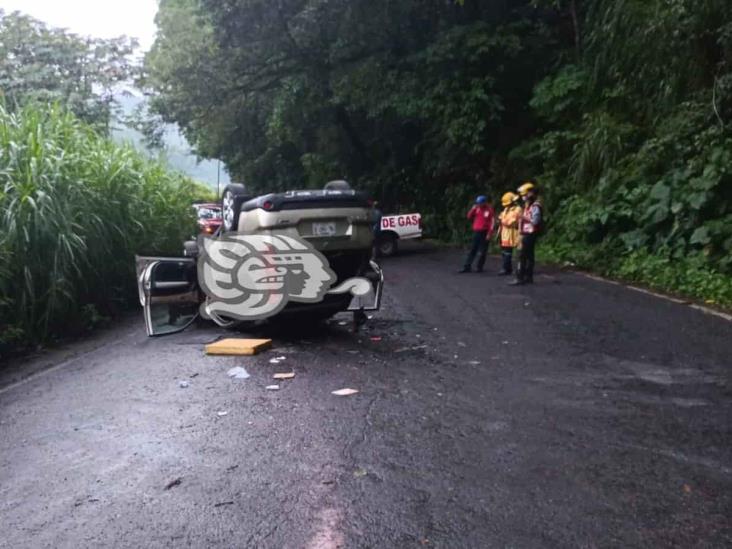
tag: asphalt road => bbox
[1,243,730,548]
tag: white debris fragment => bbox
[394,345,427,353]
[178,380,190,388]
[227,366,250,379]
[268,356,287,364]
[265,385,280,391]
[332,388,359,396]
[217,411,228,417]
[273,372,295,380]
[457,341,467,347]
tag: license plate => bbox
[312,221,336,236]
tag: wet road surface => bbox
[1,244,730,547]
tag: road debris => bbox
[214,501,235,507]
[332,388,359,396]
[74,498,100,507]
[395,345,427,353]
[268,356,287,364]
[353,468,368,478]
[227,366,250,379]
[273,372,295,380]
[178,380,190,388]
[164,477,182,490]
[457,341,467,347]
[205,338,272,356]
[217,411,228,417]
[265,385,280,390]
[467,360,481,365]
[189,373,199,378]
[370,336,382,342]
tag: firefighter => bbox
[510,182,543,285]
[497,192,521,275]
[459,195,495,273]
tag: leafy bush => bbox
[521,0,732,308]
[0,104,202,352]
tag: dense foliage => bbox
[0,10,138,130]
[144,0,731,306]
[0,105,206,352]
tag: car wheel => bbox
[378,234,398,257]
[221,183,247,233]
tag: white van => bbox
[377,213,422,256]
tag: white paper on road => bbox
[332,388,359,396]
[227,366,250,379]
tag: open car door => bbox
[135,256,199,336]
[347,260,384,312]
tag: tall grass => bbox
[0,104,204,352]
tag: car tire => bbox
[378,234,398,257]
[221,183,248,233]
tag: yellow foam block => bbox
[205,338,272,356]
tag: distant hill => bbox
[111,93,230,192]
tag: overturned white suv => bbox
[135,181,383,336]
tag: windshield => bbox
[197,207,221,220]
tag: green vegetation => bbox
[0,10,138,129]
[0,11,216,353]
[0,104,206,352]
[145,0,732,306]
[523,1,732,306]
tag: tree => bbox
[144,1,555,206]
[0,10,138,129]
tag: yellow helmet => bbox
[501,192,517,206]
[517,182,535,196]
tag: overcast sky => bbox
[0,0,158,51]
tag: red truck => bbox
[192,203,222,235]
